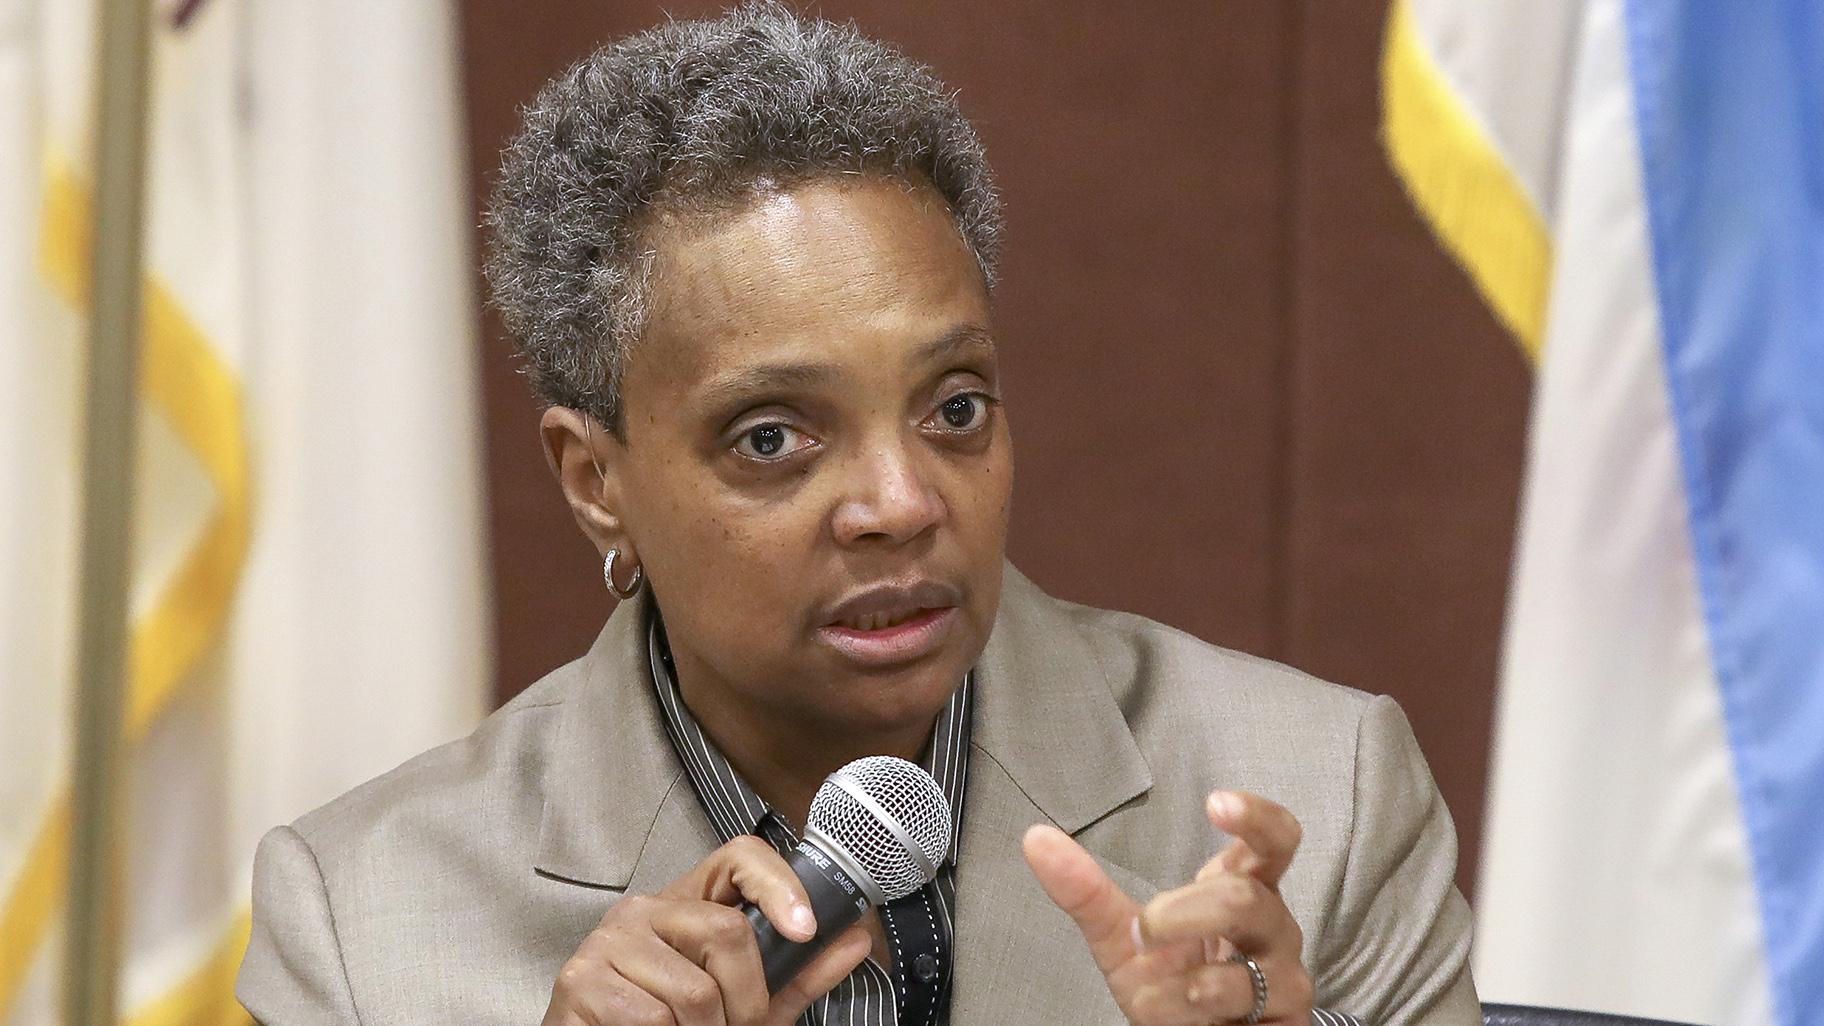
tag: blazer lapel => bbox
[948,746,1160,1023]
[533,597,720,893]
[949,565,1157,1023]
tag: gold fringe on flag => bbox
[1380,0,1554,362]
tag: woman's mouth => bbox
[816,606,957,668]
[836,607,931,632]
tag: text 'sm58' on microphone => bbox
[745,755,953,993]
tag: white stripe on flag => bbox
[1472,1,1771,1022]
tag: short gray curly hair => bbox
[484,2,1004,435]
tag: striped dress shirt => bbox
[647,618,969,1026]
[646,618,1367,1026]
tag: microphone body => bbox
[743,836,873,992]
[740,755,953,994]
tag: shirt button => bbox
[913,953,941,983]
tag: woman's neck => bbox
[679,677,934,832]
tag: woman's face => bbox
[609,177,1012,745]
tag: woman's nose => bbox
[830,443,946,546]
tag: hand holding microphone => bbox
[541,756,951,1026]
[743,755,953,991]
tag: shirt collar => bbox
[646,613,973,865]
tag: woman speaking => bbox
[236,5,1476,1025]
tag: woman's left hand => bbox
[1022,791,1315,1026]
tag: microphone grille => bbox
[807,756,953,902]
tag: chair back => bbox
[1484,1003,1702,1026]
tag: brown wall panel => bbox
[922,3,1295,654]
[1286,2,1529,895]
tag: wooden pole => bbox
[63,0,153,1021]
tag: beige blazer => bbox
[236,566,1478,1025]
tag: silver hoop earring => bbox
[603,547,644,600]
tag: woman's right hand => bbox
[541,835,872,1026]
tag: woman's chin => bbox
[805,663,968,741]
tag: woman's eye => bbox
[934,393,991,431]
[733,422,811,461]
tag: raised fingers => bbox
[1021,824,1142,972]
[1129,955,1314,1026]
[1137,872,1302,956]
[1201,791,1303,888]
[1124,959,1255,1026]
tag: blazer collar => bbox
[970,563,1152,832]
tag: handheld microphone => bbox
[743,755,953,993]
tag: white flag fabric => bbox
[0,1,490,1021]
[0,0,87,1009]
[1384,1,1823,1024]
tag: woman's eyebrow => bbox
[697,326,996,409]
[916,324,996,366]
[698,361,836,409]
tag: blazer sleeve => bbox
[1313,695,1480,1026]
[236,825,362,1026]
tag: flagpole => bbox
[64,0,153,1021]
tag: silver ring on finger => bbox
[1227,952,1268,1025]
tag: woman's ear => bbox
[540,406,628,556]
